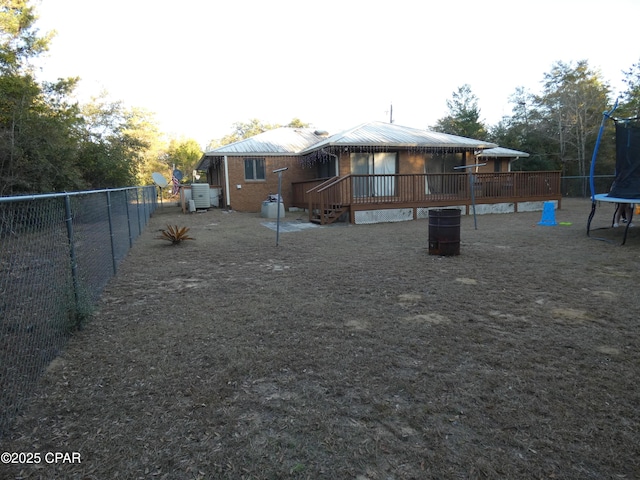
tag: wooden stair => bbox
[310,205,348,225]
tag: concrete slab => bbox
[260,221,319,233]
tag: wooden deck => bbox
[292,171,562,224]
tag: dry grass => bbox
[2,198,640,479]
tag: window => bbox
[317,157,338,178]
[424,152,464,195]
[425,152,464,173]
[244,158,265,180]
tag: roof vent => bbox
[314,130,329,137]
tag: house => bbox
[196,121,560,224]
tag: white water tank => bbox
[191,183,211,208]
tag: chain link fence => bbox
[562,175,615,198]
[0,186,157,436]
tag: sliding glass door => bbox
[351,152,397,197]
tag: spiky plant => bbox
[157,225,194,245]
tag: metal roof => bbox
[196,121,503,170]
[299,121,498,154]
[203,128,327,156]
[476,147,529,158]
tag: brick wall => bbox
[226,156,317,212]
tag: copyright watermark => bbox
[1,451,81,464]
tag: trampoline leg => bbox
[612,204,621,228]
[622,209,633,246]
[587,201,597,237]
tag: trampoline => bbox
[587,103,640,245]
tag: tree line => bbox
[2,0,639,196]
[432,60,640,178]
[0,0,203,196]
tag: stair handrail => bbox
[316,174,351,193]
[305,176,339,195]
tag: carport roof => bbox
[477,146,530,158]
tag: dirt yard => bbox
[1,198,639,480]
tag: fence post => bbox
[143,186,149,223]
[106,190,117,275]
[125,189,133,248]
[136,188,142,235]
[152,185,158,211]
[140,187,146,225]
[64,195,80,309]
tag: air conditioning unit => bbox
[191,183,211,209]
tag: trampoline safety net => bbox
[609,119,640,199]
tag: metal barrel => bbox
[428,208,461,256]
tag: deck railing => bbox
[291,177,338,207]
[292,171,562,223]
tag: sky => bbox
[32,0,640,150]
